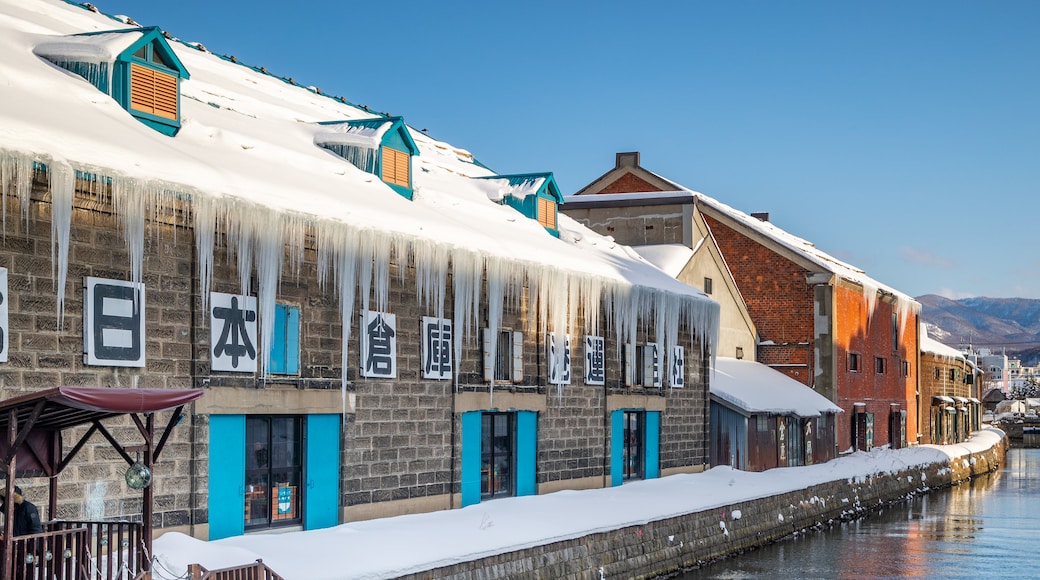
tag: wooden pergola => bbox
[0,386,204,579]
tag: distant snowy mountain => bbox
[917,294,1040,364]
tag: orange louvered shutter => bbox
[538,198,557,230]
[130,62,178,120]
[381,147,410,188]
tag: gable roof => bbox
[473,172,564,204]
[691,193,920,318]
[565,166,920,320]
[573,152,682,196]
[315,116,418,155]
[34,26,189,77]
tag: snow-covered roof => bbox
[920,324,966,360]
[692,192,921,321]
[313,119,393,149]
[710,357,843,417]
[32,28,142,62]
[632,244,694,278]
[0,0,720,383]
[566,186,921,324]
[473,173,559,203]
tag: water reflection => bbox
[685,448,1038,579]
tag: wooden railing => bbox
[3,525,89,579]
[45,519,145,580]
[134,559,285,580]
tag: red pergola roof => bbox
[0,387,204,433]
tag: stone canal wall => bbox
[400,432,1006,580]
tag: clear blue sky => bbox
[93,0,1040,300]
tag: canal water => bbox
[682,447,1039,579]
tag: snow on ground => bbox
[149,429,1005,580]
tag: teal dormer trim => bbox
[111,27,189,136]
[41,27,189,137]
[315,116,420,200]
[474,172,564,237]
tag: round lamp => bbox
[125,461,152,490]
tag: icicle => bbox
[484,259,511,401]
[193,194,218,316]
[414,243,449,320]
[357,231,394,314]
[47,159,74,327]
[255,210,285,377]
[315,223,360,415]
[222,200,256,297]
[0,150,35,239]
[41,59,110,93]
[452,251,483,391]
[860,279,879,326]
[109,175,152,289]
[318,144,378,174]
[285,216,307,283]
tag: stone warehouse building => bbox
[0,0,719,543]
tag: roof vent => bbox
[751,212,770,222]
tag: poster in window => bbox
[670,345,685,388]
[210,292,258,372]
[83,277,145,367]
[361,310,396,378]
[547,333,571,385]
[422,316,452,380]
[0,268,6,363]
[584,335,605,385]
[277,486,292,515]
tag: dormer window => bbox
[315,117,419,200]
[474,173,564,238]
[34,27,189,137]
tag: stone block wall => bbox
[0,175,198,527]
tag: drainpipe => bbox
[188,221,199,537]
[603,379,609,489]
[450,382,457,510]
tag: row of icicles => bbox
[1,149,720,407]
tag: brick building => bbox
[0,1,719,545]
[919,328,981,444]
[564,152,921,452]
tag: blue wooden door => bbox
[646,411,660,479]
[305,414,340,530]
[516,411,537,496]
[461,411,482,507]
[209,414,245,539]
[610,410,623,487]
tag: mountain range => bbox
[917,295,1040,365]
